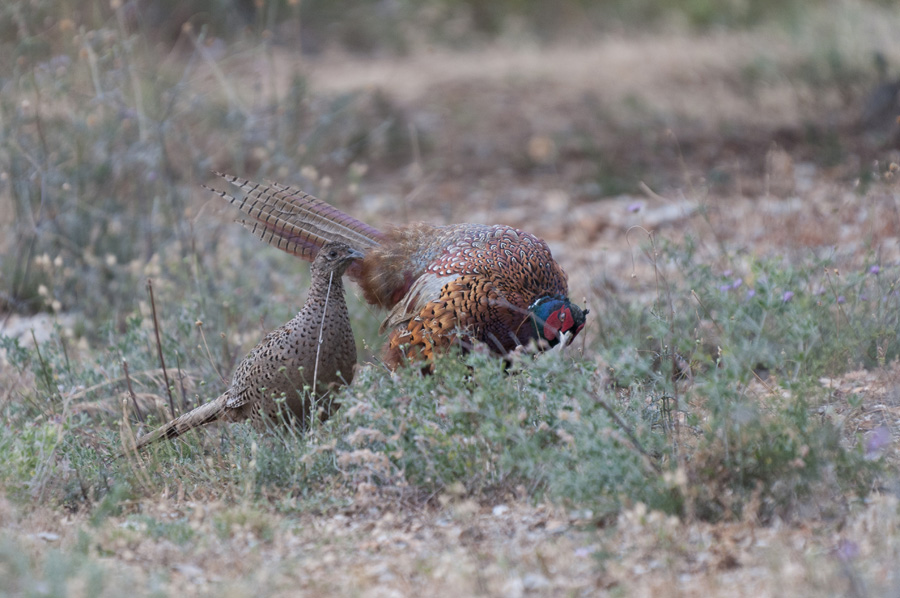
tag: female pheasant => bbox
[208,173,587,368]
[129,241,362,451]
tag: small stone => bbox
[522,573,550,590]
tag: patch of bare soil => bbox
[7,463,900,596]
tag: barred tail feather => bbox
[132,396,227,451]
[207,173,383,264]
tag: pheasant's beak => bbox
[550,331,572,355]
[346,248,365,261]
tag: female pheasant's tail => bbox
[128,395,228,452]
[205,173,383,275]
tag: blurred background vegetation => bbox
[2,0,899,325]
[2,0,899,326]
[1,0,841,55]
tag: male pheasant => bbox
[208,173,588,368]
[128,241,362,451]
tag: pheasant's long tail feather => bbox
[206,173,383,263]
[130,396,228,452]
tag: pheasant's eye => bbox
[329,250,338,258]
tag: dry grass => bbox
[2,474,898,596]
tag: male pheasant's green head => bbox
[528,296,588,347]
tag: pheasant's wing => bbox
[223,385,251,410]
[380,270,512,332]
[380,223,544,343]
[383,271,525,366]
[224,359,293,412]
[380,272,451,333]
[223,364,260,411]
[222,329,282,411]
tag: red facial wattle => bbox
[543,307,573,341]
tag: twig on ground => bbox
[147,278,176,419]
[123,359,145,424]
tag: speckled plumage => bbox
[130,242,361,451]
[208,173,587,369]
